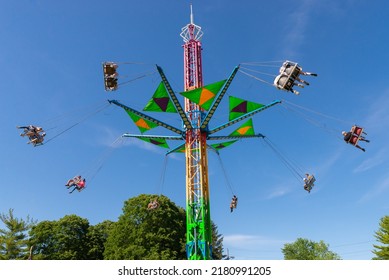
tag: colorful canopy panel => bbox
[229,96,265,121]
[135,136,169,148]
[180,80,226,111]
[229,118,255,136]
[143,82,177,113]
[125,110,158,133]
[210,140,237,150]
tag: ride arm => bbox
[156,65,193,130]
[207,133,265,140]
[208,100,281,135]
[166,143,186,155]
[122,134,184,140]
[108,99,183,135]
[200,66,240,130]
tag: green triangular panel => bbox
[136,137,169,149]
[174,146,186,153]
[180,80,226,110]
[229,118,255,136]
[210,140,237,150]
[125,110,158,134]
[143,82,177,113]
[229,96,265,121]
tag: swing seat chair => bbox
[346,125,364,146]
[304,175,316,193]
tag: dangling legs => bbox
[355,145,365,152]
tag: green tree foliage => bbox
[104,194,186,260]
[0,209,36,260]
[87,220,114,260]
[282,238,341,260]
[211,221,225,260]
[372,216,389,260]
[29,215,91,259]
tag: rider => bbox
[342,130,369,152]
[18,125,46,146]
[303,173,315,193]
[69,178,86,194]
[230,195,238,213]
[147,198,159,210]
[65,175,82,188]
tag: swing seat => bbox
[104,78,118,91]
[351,125,363,136]
[306,175,315,186]
[274,74,294,91]
[304,175,315,192]
[280,61,302,80]
[348,135,360,146]
[103,62,118,76]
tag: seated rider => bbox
[273,74,300,95]
[29,131,46,146]
[275,61,317,95]
[342,127,369,152]
[230,195,238,213]
[18,125,43,137]
[69,178,86,194]
[303,173,315,193]
[147,198,159,210]
[66,175,82,188]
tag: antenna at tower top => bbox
[190,3,194,24]
[180,4,203,42]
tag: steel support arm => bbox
[108,99,183,135]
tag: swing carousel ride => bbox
[17,5,369,260]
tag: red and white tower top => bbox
[180,4,203,43]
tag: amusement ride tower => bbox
[106,5,281,260]
[180,6,211,260]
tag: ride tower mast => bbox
[180,6,211,260]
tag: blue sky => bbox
[1,0,389,260]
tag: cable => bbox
[216,153,236,195]
[240,60,284,66]
[118,70,157,87]
[280,101,346,141]
[239,66,277,78]
[238,69,275,87]
[78,136,124,185]
[282,99,353,125]
[44,102,111,145]
[157,155,169,195]
[262,137,304,183]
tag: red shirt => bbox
[77,180,85,188]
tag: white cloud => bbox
[353,147,388,173]
[281,0,316,57]
[265,188,291,199]
[363,89,389,131]
[358,174,389,203]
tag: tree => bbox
[372,216,389,260]
[104,194,186,260]
[0,209,36,260]
[29,215,90,260]
[211,221,225,259]
[282,238,341,260]
[87,220,114,260]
